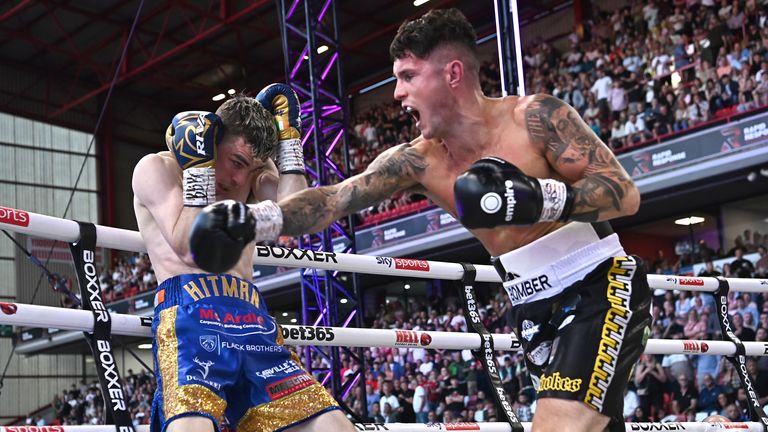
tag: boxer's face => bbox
[216,135,259,201]
[393,52,451,140]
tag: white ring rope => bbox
[1,303,766,356]
[0,421,765,432]
[1,207,766,290]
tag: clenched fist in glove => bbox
[190,199,283,273]
[454,157,574,229]
[256,83,304,175]
[165,111,223,207]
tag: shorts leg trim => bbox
[583,256,636,411]
[162,412,222,432]
[157,306,227,422]
[235,383,340,432]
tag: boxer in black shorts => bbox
[191,9,651,432]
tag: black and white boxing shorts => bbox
[493,222,652,428]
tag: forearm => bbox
[169,207,202,264]
[279,186,343,236]
[568,172,640,222]
[276,173,308,201]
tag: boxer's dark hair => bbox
[216,94,278,161]
[390,9,478,71]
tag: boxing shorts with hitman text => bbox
[493,222,652,430]
[150,273,339,432]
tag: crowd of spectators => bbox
[27,370,154,428]
[27,235,767,426]
[524,1,768,151]
[21,0,768,427]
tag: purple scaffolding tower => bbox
[276,0,367,417]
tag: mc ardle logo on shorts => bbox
[198,308,276,335]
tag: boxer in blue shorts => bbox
[133,88,354,432]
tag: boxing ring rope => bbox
[1,423,766,432]
[3,302,766,356]
[2,207,767,290]
[3,206,768,432]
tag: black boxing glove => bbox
[190,200,256,273]
[454,157,574,229]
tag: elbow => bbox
[623,185,641,216]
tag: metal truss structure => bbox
[277,0,366,416]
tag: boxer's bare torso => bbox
[279,94,636,257]
[133,146,276,283]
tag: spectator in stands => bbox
[730,247,755,278]
[673,98,691,131]
[698,373,724,415]
[635,354,666,419]
[689,92,710,125]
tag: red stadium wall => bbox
[618,231,677,266]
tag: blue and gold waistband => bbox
[154,274,262,311]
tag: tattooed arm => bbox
[524,94,640,222]
[278,143,427,235]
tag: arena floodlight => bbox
[674,216,705,226]
[317,45,329,54]
[413,0,430,6]
[212,93,226,101]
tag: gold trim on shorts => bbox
[236,383,339,432]
[157,306,227,422]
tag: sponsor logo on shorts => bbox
[520,320,540,341]
[281,325,335,342]
[256,359,301,379]
[526,341,552,366]
[0,206,29,227]
[585,256,635,412]
[200,335,218,353]
[445,423,481,430]
[198,308,275,335]
[193,357,214,379]
[0,302,17,315]
[256,245,338,263]
[503,274,553,305]
[538,372,582,392]
[682,340,708,354]
[628,423,687,431]
[266,373,314,400]
[375,256,430,272]
[183,275,261,308]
